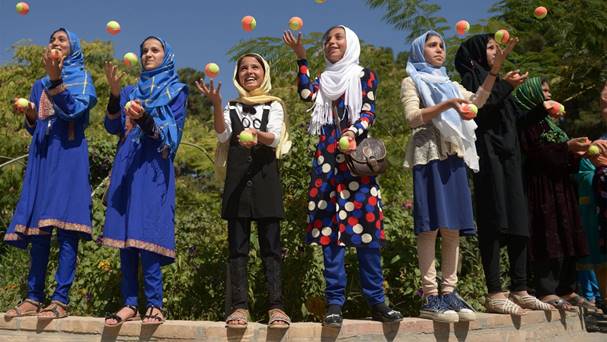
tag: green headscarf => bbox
[514,77,569,143]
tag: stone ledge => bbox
[0,310,602,341]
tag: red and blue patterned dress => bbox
[296,59,384,249]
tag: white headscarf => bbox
[309,25,364,135]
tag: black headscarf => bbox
[454,34,493,91]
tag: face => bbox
[423,35,445,67]
[486,38,498,67]
[541,82,552,100]
[141,38,165,71]
[49,31,71,58]
[237,56,265,92]
[324,27,347,63]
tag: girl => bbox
[283,26,402,327]
[454,34,549,315]
[195,53,291,329]
[102,36,188,326]
[514,77,591,311]
[402,31,513,323]
[4,28,97,320]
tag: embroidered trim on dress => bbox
[8,219,92,239]
[102,237,175,258]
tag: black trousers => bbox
[479,234,528,294]
[532,257,577,298]
[227,218,283,311]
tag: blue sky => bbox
[1,0,493,98]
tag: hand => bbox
[239,127,258,149]
[104,62,125,97]
[567,137,591,154]
[503,69,529,88]
[446,98,471,117]
[282,31,306,59]
[42,48,64,81]
[589,139,607,167]
[195,79,222,107]
[490,37,519,73]
[13,97,37,122]
[125,100,144,120]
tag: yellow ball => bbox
[123,52,138,67]
[241,16,256,32]
[289,17,304,31]
[239,131,254,143]
[588,145,600,157]
[339,136,350,151]
[15,98,29,109]
[106,20,121,35]
[315,0,326,3]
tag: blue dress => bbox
[4,79,96,248]
[412,155,476,236]
[102,85,187,265]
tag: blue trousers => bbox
[27,229,79,305]
[577,269,602,302]
[322,245,385,306]
[120,248,163,308]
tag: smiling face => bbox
[486,38,498,67]
[49,30,71,58]
[423,34,445,67]
[141,38,165,71]
[541,81,552,100]
[237,56,265,92]
[323,27,347,63]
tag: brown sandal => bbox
[142,305,165,326]
[104,305,141,327]
[225,308,249,329]
[268,308,291,329]
[4,299,43,319]
[38,300,69,320]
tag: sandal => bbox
[225,308,249,329]
[142,305,165,326]
[541,296,577,312]
[485,297,526,316]
[268,308,291,329]
[4,299,43,319]
[509,293,554,311]
[564,293,597,311]
[104,305,141,328]
[38,300,69,320]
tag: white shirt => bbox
[216,101,284,148]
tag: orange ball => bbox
[106,20,121,36]
[494,29,510,44]
[455,20,470,36]
[289,17,304,31]
[241,16,256,32]
[16,2,29,15]
[205,63,220,78]
[534,6,548,19]
[49,49,61,60]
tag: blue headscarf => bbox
[129,36,186,158]
[42,28,97,123]
[406,30,479,172]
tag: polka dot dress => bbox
[296,59,384,249]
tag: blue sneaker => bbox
[420,295,459,323]
[442,291,476,321]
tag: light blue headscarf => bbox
[406,30,479,171]
[129,36,186,158]
[42,28,97,125]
